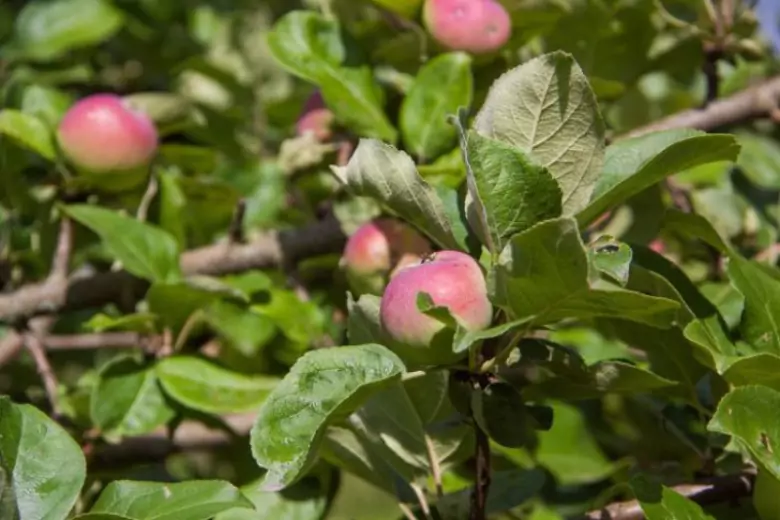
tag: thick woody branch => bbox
[618,75,780,140]
[88,413,255,470]
[0,215,346,323]
[582,471,755,520]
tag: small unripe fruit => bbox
[57,94,158,174]
[423,0,511,54]
[380,250,493,359]
[343,218,432,296]
[295,91,335,142]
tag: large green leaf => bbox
[0,110,55,160]
[464,131,562,251]
[21,85,72,129]
[494,218,679,328]
[400,52,472,162]
[579,130,740,225]
[536,402,617,485]
[708,385,780,480]
[204,300,276,357]
[65,205,182,283]
[214,474,330,520]
[334,139,461,249]
[250,344,406,491]
[524,360,677,401]
[721,353,780,391]
[83,480,252,520]
[13,0,124,60]
[726,256,780,355]
[473,51,605,216]
[630,474,715,519]
[91,355,176,439]
[266,11,395,141]
[156,356,279,414]
[0,397,86,520]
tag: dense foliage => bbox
[3,1,780,519]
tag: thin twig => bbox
[582,470,755,519]
[136,174,158,222]
[425,434,444,498]
[228,199,247,244]
[24,333,61,417]
[0,214,347,323]
[411,483,432,519]
[398,502,419,520]
[51,217,73,280]
[470,423,492,520]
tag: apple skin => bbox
[343,218,432,296]
[379,250,493,358]
[423,0,512,54]
[295,90,335,142]
[57,93,158,174]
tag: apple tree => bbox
[2,1,780,519]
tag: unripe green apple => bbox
[295,90,335,142]
[379,250,493,362]
[57,93,158,174]
[423,0,511,54]
[343,218,432,296]
[370,0,423,19]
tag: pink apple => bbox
[343,218,432,295]
[423,0,512,54]
[380,250,493,358]
[295,90,335,142]
[57,93,158,174]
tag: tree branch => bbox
[0,215,346,323]
[582,471,755,520]
[618,75,780,140]
[87,413,255,470]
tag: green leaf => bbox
[630,474,715,519]
[510,338,677,400]
[21,85,72,129]
[721,354,780,391]
[14,0,124,61]
[525,360,677,400]
[267,11,395,141]
[579,130,740,225]
[473,51,605,216]
[349,381,430,479]
[85,480,252,520]
[204,300,276,357]
[536,401,617,485]
[335,139,461,249]
[588,235,632,286]
[158,170,187,248]
[0,110,55,160]
[736,131,780,189]
[464,131,562,251]
[472,382,536,448]
[91,355,176,439]
[708,385,780,480]
[265,10,345,83]
[65,205,182,283]
[436,469,546,519]
[494,218,679,328]
[320,425,399,493]
[214,474,330,520]
[250,344,406,491]
[0,396,86,520]
[156,356,279,414]
[400,52,473,161]
[726,256,780,355]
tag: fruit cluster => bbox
[343,218,493,364]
